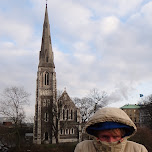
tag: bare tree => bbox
[51,89,63,144]
[0,86,30,148]
[25,115,34,124]
[73,97,92,122]
[73,88,108,122]
[57,89,63,100]
[139,94,152,129]
[88,88,108,112]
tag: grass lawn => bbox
[9,142,78,152]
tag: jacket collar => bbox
[93,137,127,152]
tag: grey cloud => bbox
[1,0,152,116]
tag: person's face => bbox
[97,129,122,142]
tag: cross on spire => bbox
[46,0,48,7]
[64,87,66,91]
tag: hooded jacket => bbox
[74,107,148,152]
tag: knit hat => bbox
[86,121,134,137]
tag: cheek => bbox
[115,137,121,140]
[99,137,107,141]
[112,136,122,142]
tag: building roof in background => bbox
[121,104,141,109]
[0,117,12,123]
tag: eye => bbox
[101,135,109,139]
[113,136,121,139]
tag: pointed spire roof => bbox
[44,3,49,25]
[39,4,55,68]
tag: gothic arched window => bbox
[67,109,69,120]
[45,72,49,85]
[63,109,65,120]
[60,129,63,135]
[44,113,48,122]
[71,128,74,134]
[76,110,77,122]
[71,109,73,119]
[43,99,46,107]
[46,99,50,107]
[66,129,68,135]
[45,132,48,140]
[46,56,49,62]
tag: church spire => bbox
[33,2,57,144]
[39,3,55,68]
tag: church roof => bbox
[121,104,141,109]
[58,90,76,108]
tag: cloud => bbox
[0,0,152,117]
[98,16,120,35]
[76,0,144,17]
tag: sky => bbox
[0,0,152,117]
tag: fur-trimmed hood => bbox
[85,107,137,139]
[74,108,148,152]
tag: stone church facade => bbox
[58,90,81,143]
[33,4,81,144]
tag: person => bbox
[74,107,148,152]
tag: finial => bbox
[46,0,47,8]
[64,87,66,91]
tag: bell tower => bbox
[33,3,57,144]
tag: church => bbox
[33,4,82,144]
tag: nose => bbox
[107,137,115,142]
